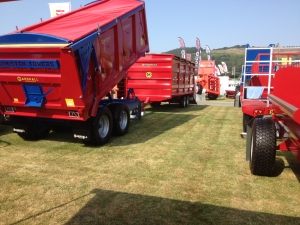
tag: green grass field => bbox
[0,104,300,225]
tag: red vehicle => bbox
[197,60,220,100]
[0,0,149,145]
[237,46,300,176]
[126,53,197,109]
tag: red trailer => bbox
[126,53,197,109]
[197,60,220,100]
[237,46,300,176]
[0,0,149,145]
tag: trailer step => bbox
[22,84,53,107]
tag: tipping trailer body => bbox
[237,46,300,176]
[0,0,149,144]
[237,46,300,132]
[268,67,300,163]
[197,60,220,100]
[126,53,196,108]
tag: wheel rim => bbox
[119,109,128,129]
[98,115,110,138]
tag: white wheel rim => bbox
[98,115,110,138]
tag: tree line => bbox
[164,46,245,79]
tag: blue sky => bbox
[0,0,299,53]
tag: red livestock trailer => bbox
[0,0,149,145]
[126,53,197,109]
[237,46,300,176]
[197,60,220,100]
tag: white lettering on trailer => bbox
[195,52,199,67]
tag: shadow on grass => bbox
[271,157,285,177]
[276,151,300,182]
[253,152,300,178]
[17,104,208,146]
[65,189,299,224]
[0,124,13,136]
[10,188,300,224]
[145,103,209,113]
[0,124,12,148]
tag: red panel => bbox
[272,67,300,109]
[197,60,220,95]
[0,1,149,120]
[126,53,195,102]
[198,60,215,76]
[14,0,144,42]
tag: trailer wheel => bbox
[179,96,186,108]
[110,103,130,136]
[52,122,72,132]
[208,94,218,100]
[243,113,253,132]
[18,119,50,140]
[130,100,142,121]
[137,100,142,121]
[234,85,240,98]
[250,117,276,176]
[234,86,241,107]
[196,84,203,94]
[185,95,189,107]
[90,107,113,145]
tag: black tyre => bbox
[243,113,253,132]
[90,107,113,145]
[109,103,130,136]
[18,119,50,140]
[250,117,276,176]
[196,84,203,94]
[179,95,186,108]
[234,85,241,107]
[185,95,189,107]
[0,114,4,124]
[0,114,10,125]
[234,85,240,98]
[208,94,218,100]
[136,100,142,121]
[52,122,72,133]
[130,100,142,121]
[150,102,161,107]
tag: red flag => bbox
[178,37,186,59]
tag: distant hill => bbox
[163,46,245,78]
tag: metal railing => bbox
[241,46,300,107]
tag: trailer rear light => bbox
[4,107,16,112]
[253,109,263,115]
[68,111,80,118]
